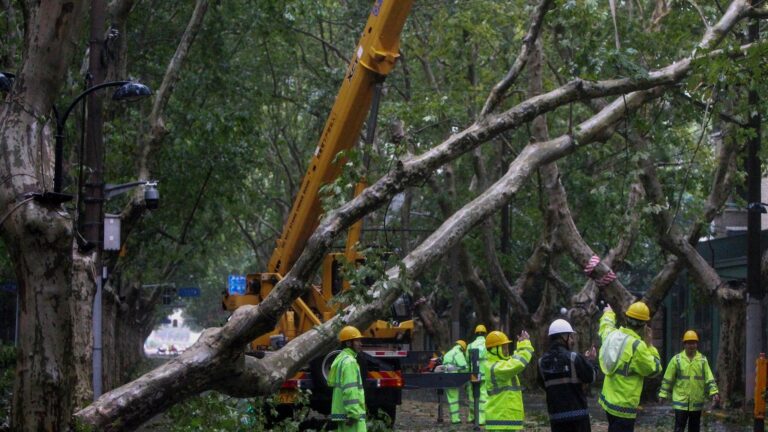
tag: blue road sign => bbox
[178,287,201,298]
[0,282,17,293]
[227,275,246,295]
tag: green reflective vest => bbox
[484,339,534,430]
[658,351,718,411]
[444,344,468,373]
[328,348,366,426]
[467,335,488,371]
[598,310,662,419]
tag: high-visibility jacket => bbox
[467,335,488,424]
[328,348,366,431]
[484,339,534,430]
[444,344,469,372]
[598,310,662,419]
[443,344,468,423]
[467,335,488,371]
[658,351,718,411]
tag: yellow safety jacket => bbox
[598,310,662,419]
[467,335,488,370]
[658,351,718,411]
[484,339,534,430]
[444,344,468,372]
[328,348,366,425]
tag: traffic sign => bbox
[178,287,200,298]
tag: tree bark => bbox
[1,1,88,429]
[716,294,745,406]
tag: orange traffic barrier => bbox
[755,353,767,421]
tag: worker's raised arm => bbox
[598,306,617,342]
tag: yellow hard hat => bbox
[474,324,487,334]
[682,330,699,342]
[486,331,512,349]
[456,340,467,351]
[339,326,363,342]
[625,301,651,321]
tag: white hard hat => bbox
[548,319,575,336]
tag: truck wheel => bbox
[312,350,340,388]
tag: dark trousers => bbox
[674,410,701,432]
[606,412,636,432]
[551,417,591,432]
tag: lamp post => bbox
[50,79,151,399]
[51,80,152,199]
[93,180,159,398]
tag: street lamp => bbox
[51,80,152,201]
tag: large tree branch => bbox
[138,0,209,179]
[479,0,554,117]
[636,122,741,309]
[113,0,210,271]
[426,171,497,327]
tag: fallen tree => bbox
[73,1,757,429]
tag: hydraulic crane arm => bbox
[268,0,414,275]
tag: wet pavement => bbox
[395,389,752,431]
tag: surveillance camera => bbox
[144,181,159,210]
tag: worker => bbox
[598,302,662,432]
[329,326,367,432]
[658,330,720,432]
[442,339,469,424]
[467,324,488,425]
[484,329,534,430]
[538,319,598,432]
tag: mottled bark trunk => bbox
[716,296,745,407]
[70,252,96,408]
[0,1,89,429]
[10,222,75,431]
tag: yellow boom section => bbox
[267,0,414,275]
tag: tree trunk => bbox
[10,224,75,431]
[70,252,96,408]
[716,295,745,406]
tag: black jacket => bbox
[537,341,598,423]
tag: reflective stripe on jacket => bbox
[537,342,597,423]
[484,339,534,430]
[598,310,662,419]
[658,351,718,411]
[328,348,366,422]
[443,344,468,373]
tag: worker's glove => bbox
[712,394,720,408]
[346,417,357,426]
